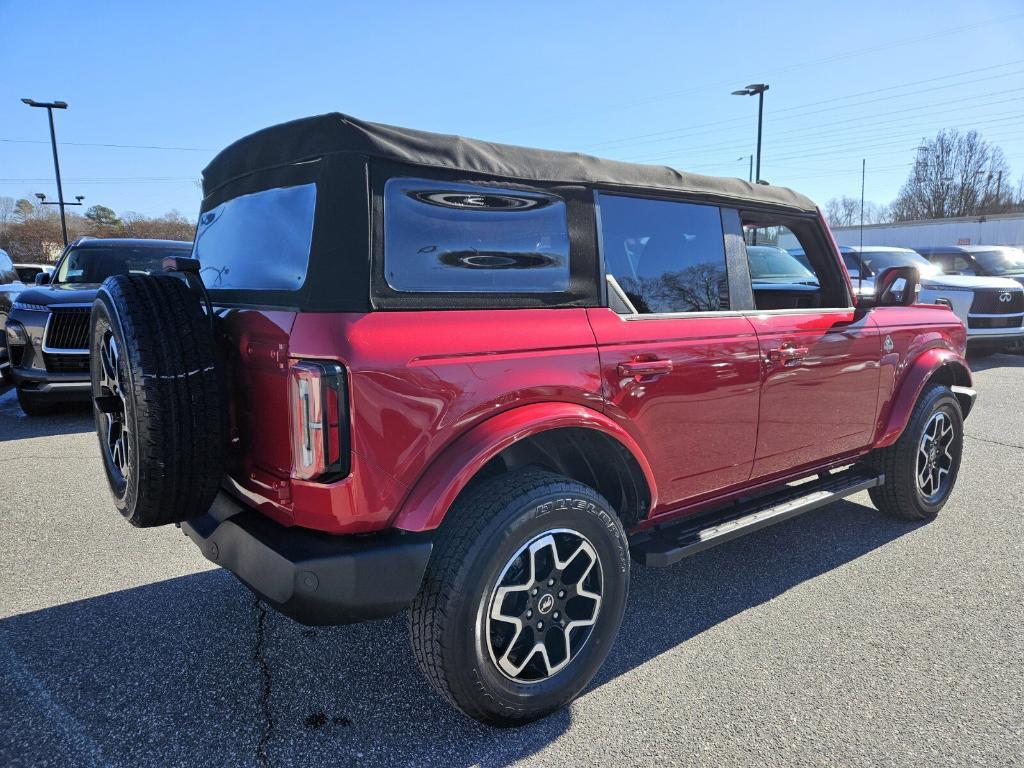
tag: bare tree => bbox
[824,196,891,228]
[891,129,1011,221]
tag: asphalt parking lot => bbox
[1,356,1022,768]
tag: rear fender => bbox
[875,347,973,448]
[391,403,658,532]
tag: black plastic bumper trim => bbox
[182,491,433,626]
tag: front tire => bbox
[867,383,964,520]
[409,469,630,726]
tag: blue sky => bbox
[2,0,1023,218]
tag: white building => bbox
[826,212,1024,250]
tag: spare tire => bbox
[90,274,227,527]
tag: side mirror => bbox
[874,266,919,307]
[34,272,51,285]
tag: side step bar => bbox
[630,467,884,567]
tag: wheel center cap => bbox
[537,593,555,614]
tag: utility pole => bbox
[731,84,769,183]
[995,170,1003,207]
[21,98,71,247]
[859,159,866,250]
[736,155,754,182]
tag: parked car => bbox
[0,248,27,383]
[840,246,1024,354]
[788,245,874,297]
[4,237,192,414]
[13,263,54,284]
[88,113,975,726]
[917,245,1024,286]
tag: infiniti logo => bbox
[999,292,1013,303]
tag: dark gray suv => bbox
[4,237,191,414]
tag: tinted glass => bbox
[746,245,817,282]
[598,194,727,314]
[0,249,16,284]
[54,246,189,284]
[384,178,570,293]
[972,248,1024,275]
[193,183,316,291]
[859,249,942,278]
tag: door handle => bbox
[767,344,808,366]
[618,358,674,380]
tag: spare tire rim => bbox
[917,410,954,503]
[485,528,603,684]
[97,329,130,486]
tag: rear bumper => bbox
[182,491,433,626]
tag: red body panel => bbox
[870,304,969,446]
[391,402,657,531]
[586,308,761,513]
[744,309,881,477]
[223,297,969,535]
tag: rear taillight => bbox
[288,360,350,481]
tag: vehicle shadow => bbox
[0,388,93,442]
[0,498,917,768]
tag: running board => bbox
[630,467,884,567]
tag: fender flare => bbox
[875,347,973,448]
[391,403,658,532]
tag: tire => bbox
[866,383,964,520]
[409,468,630,726]
[16,387,55,416]
[90,274,227,528]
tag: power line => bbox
[626,88,1024,164]
[508,11,1024,135]
[0,138,214,152]
[608,70,1024,159]
[584,58,1024,152]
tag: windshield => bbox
[747,246,818,282]
[54,245,189,285]
[857,249,943,278]
[971,247,1024,276]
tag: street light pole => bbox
[21,98,70,247]
[731,84,769,183]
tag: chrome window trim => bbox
[617,306,855,321]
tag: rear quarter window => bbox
[383,178,570,293]
[193,183,316,291]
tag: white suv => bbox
[842,246,1024,352]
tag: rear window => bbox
[383,178,570,293]
[193,183,316,291]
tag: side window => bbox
[383,178,570,293]
[597,193,728,314]
[742,218,847,310]
[0,250,15,284]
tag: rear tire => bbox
[16,388,55,417]
[409,469,629,726]
[90,274,227,527]
[866,383,963,520]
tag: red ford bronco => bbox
[89,113,976,726]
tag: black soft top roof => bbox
[202,112,818,213]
